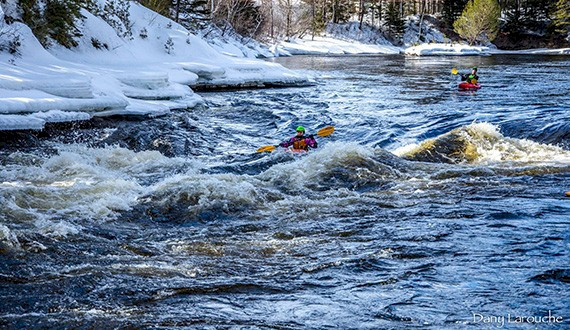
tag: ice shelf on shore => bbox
[0,1,309,131]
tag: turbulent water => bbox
[1,55,569,328]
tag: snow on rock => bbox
[0,114,45,131]
[178,62,226,79]
[94,98,171,118]
[403,16,449,46]
[269,45,292,57]
[197,25,275,59]
[0,76,94,99]
[168,69,199,85]
[122,83,191,100]
[325,22,394,46]
[29,110,91,123]
[0,89,128,114]
[404,43,491,56]
[145,97,203,111]
[273,22,401,55]
[114,72,170,89]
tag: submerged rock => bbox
[400,126,485,164]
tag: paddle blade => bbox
[317,126,335,137]
[451,68,458,75]
[257,145,276,153]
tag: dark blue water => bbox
[0,55,569,328]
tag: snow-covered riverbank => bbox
[274,36,401,56]
[0,2,309,131]
[404,43,492,56]
[404,43,570,56]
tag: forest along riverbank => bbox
[0,55,569,328]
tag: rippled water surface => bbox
[1,55,569,328]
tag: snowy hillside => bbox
[0,1,308,131]
[273,22,401,55]
[272,19,450,55]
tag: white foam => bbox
[0,146,197,225]
[0,224,20,250]
[259,142,375,189]
[462,123,570,164]
[35,219,81,238]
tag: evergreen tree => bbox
[101,0,133,39]
[139,0,171,17]
[442,0,468,28]
[502,0,554,34]
[453,0,500,44]
[552,0,570,36]
[18,0,48,45]
[384,1,404,42]
[44,0,84,48]
[331,0,355,23]
[17,0,85,48]
[172,0,211,29]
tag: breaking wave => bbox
[1,125,569,246]
[395,122,570,165]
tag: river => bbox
[1,55,569,328]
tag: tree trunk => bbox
[312,0,315,40]
[175,0,181,22]
[418,0,425,42]
[332,0,337,24]
[379,0,382,26]
[286,1,291,40]
[359,0,365,29]
[270,0,274,39]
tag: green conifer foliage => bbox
[384,1,405,42]
[453,0,500,44]
[552,0,570,35]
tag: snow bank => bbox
[273,22,401,56]
[275,36,401,56]
[271,20,451,56]
[0,1,309,131]
[404,43,491,56]
[197,25,275,59]
[29,110,91,123]
[490,48,570,55]
[0,110,91,131]
[0,89,128,114]
[403,16,449,46]
[325,22,394,46]
[0,114,45,131]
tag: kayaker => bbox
[461,67,479,84]
[279,126,317,151]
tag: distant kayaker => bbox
[461,67,479,84]
[279,126,317,151]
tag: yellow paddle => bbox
[257,126,335,153]
[451,68,458,75]
[257,145,277,153]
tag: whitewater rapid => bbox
[1,54,568,328]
